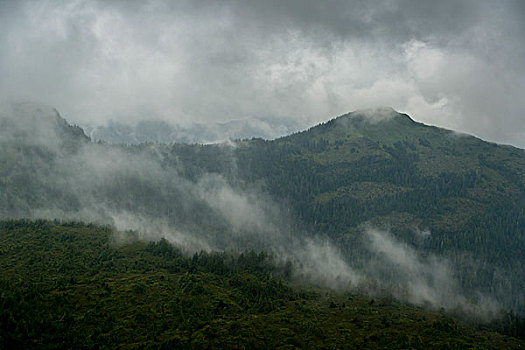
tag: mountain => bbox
[233,108,525,311]
[168,107,525,313]
[1,104,524,318]
[0,102,88,148]
[239,107,524,248]
[84,117,299,145]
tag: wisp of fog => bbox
[0,102,501,320]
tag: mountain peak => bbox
[325,107,416,135]
[346,107,414,124]
[0,101,89,147]
[281,107,421,146]
[354,106,397,115]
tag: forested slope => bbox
[1,104,524,316]
[1,220,523,349]
[173,109,525,313]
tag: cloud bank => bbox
[0,0,524,147]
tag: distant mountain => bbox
[1,103,524,317]
[84,117,299,144]
[0,102,89,146]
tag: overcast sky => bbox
[1,0,524,147]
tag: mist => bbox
[1,1,524,147]
[0,102,506,321]
[360,228,500,320]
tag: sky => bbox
[1,0,524,147]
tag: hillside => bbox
[1,220,523,349]
[232,109,525,313]
[163,108,525,313]
[0,103,524,317]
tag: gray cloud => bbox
[0,0,524,147]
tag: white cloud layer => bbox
[1,0,524,147]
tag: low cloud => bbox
[0,102,507,320]
[0,102,355,292]
[1,1,524,147]
[360,228,500,320]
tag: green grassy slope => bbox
[1,220,523,349]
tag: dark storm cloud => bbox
[0,0,524,147]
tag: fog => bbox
[361,228,499,319]
[0,102,504,320]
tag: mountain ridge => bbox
[0,103,523,316]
